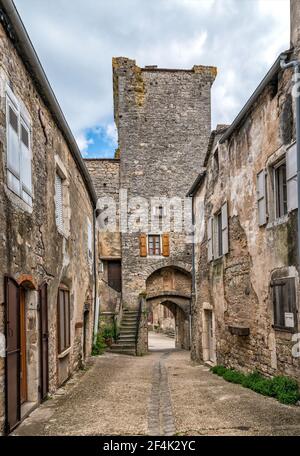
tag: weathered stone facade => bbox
[0,3,96,434]
[191,0,300,380]
[87,58,216,351]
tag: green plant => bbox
[210,365,300,405]
[92,332,106,356]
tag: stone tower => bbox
[113,57,217,315]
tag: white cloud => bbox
[14,0,291,152]
[76,133,94,156]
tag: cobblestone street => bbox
[13,333,300,437]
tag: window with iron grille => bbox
[272,277,297,331]
[6,93,32,205]
[57,286,71,354]
[148,235,161,256]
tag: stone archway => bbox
[145,266,192,350]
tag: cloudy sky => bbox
[14,0,290,158]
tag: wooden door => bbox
[39,283,49,400]
[107,261,122,292]
[20,289,27,404]
[207,311,214,361]
[5,277,21,433]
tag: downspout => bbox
[190,194,196,351]
[93,209,100,344]
[280,54,300,265]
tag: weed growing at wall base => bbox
[211,365,300,405]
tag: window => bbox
[208,202,228,262]
[6,93,32,205]
[55,172,64,232]
[272,277,297,331]
[257,145,298,225]
[215,211,223,258]
[148,235,161,256]
[57,286,71,354]
[213,148,219,174]
[108,261,122,292]
[140,233,170,257]
[274,160,287,219]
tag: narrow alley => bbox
[13,333,300,437]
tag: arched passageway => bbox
[145,266,191,350]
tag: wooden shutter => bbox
[55,173,63,231]
[257,169,267,225]
[286,144,298,212]
[140,233,147,257]
[207,217,213,262]
[162,233,170,257]
[221,201,229,255]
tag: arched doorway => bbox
[145,266,192,350]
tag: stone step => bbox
[111,343,136,350]
[110,348,136,356]
[119,336,136,342]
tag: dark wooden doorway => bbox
[39,283,49,401]
[20,288,27,404]
[5,277,21,433]
[83,309,89,361]
[107,260,122,293]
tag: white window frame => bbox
[6,88,33,206]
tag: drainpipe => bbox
[280,54,300,265]
[93,209,100,344]
[190,195,196,351]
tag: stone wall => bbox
[0,21,95,434]
[192,58,300,380]
[113,57,216,309]
[85,159,121,314]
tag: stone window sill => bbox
[266,214,289,230]
[272,325,297,334]
[57,227,70,240]
[58,347,72,359]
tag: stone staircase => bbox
[110,309,139,355]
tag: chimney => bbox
[290,0,300,50]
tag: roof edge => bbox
[186,169,206,197]
[0,0,97,206]
[220,49,293,144]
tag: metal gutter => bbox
[0,0,97,206]
[220,50,292,144]
[186,170,206,197]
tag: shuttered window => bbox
[55,172,64,232]
[274,161,288,218]
[207,217,213,262]
[221,202,229,255]
[148,235,161,256]
[286,143,298,212]
[57,287,71,354]
[6,95,32,205]
[272,278,297,331]
[257,170,267,226]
